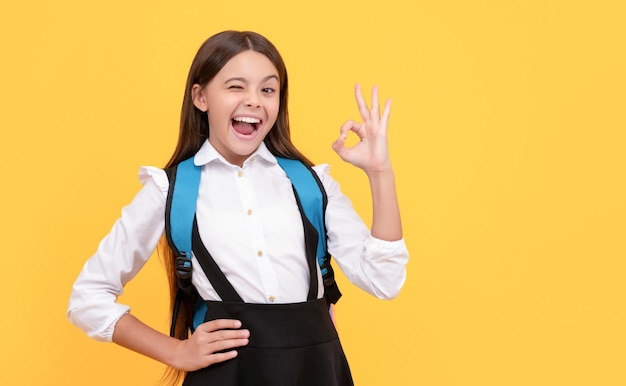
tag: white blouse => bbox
[68,141,409,342]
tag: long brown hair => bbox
[159,30,313,385]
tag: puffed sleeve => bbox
[313,164,409,300]
[67,167,169,342]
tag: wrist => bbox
[167,338,187,369]
[365,164,395,180]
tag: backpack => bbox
[165,156,341,336]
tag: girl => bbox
[68,30,408,386]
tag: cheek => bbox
[267,110,280,128]
[271,106,280,120]
[269,100,281,121]
[207,114,230,133]
[206,100,232,125]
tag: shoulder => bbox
[138,166,169,194]
[311,163,330,176]
[311,163,340,195]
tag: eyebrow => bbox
[225,75,279,83]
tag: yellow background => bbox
[1,0,625,385]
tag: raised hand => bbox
[332,84,393,175]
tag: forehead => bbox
[216,50,279,80]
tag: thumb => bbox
[332,133,348,160]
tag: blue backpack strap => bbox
[165,156,202,337]
[168,157,202,281]
[276,157,342,304]
[275,158,327,271]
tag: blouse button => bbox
[247,209,253,216]
[237,170,243,177]
[257,250,263,257]
[268,296,275,302]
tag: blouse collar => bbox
[193,140,277,167]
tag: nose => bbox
[244,91,261,108]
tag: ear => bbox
[191,84,208,112]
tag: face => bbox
[192,50,280,167]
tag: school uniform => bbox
[68,141,409,383]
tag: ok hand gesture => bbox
[332,84,393,175]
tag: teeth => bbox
[233,117,260,124]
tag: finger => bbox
[371,85,380,121]
[332,139,349,162]
[354,84,371,121]
[338,119,354,139]
[206,350,239,366]
[340,120,366,140]
[380,98,392,129]
[205,328,250,344]
[209,335,249,352]
[197,319,242,333]
[332,134,345,154]
[205,338,250,355]
[332,120,351,157]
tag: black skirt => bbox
[182,298,354,386]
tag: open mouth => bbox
[232,117,260,136]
